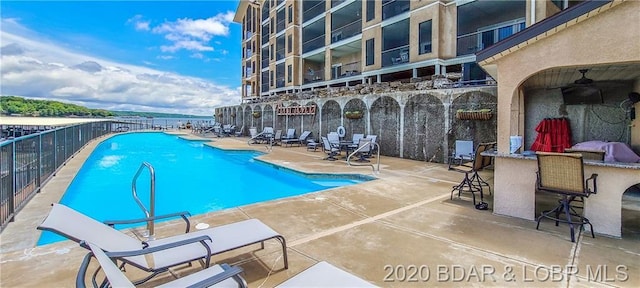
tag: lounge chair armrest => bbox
[76,252,93,288]
[80,235,212,259]
[186,263,247,288]
[104,211,192,233]
[586,173,598,194]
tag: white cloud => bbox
[0,19,240,116]
[127,15,150,31]
[150,11,234,53]
[156,55,175,60]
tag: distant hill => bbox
[111,111,210,118]
[0,96,210,118]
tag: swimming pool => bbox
[38,132,371,245]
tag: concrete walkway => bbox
[1,132,638,287]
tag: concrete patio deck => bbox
[1,132,638,287]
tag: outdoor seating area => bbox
[1,134,639,287]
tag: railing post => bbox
[9,141,15,222]
[37,134,42,191]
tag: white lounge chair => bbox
[282,131,311,147]
[276,261,377,287]
[77,241,247,288]
[38,204,288,284]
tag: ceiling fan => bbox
[572,69,594,85]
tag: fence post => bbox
[9,141,15,222]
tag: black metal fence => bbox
[0,121,115,231]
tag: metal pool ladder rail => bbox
[132,161,156,240]
[347,142,380,173]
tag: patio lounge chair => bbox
[276,261,376,287]
[282,128,296,140]
[321,136,340,161]
[282,130,311,147]
[77,241,248,288]
[38,203,288,284]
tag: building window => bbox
[287,34,292,53]
[288,5,293,23]
[418,20,432,54]
[287,64,292,83]
[366,0,375,22]
[366,39,374,66]
[271,18,274,34]
[270,71,274,86]
[271,44,274,60]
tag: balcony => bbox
[303,34,325,54]
[303,1,325,23]
[456,21,525,56]
[381,45,409,67]
[341,61,360,78]
[276,19,286,34]
[276,48,285,61]
[331,19,361,43]
[382,0,410,20]
[331,0,347,8]
[304,68,325,84]
[276,76,285,88]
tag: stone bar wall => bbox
[216,86,497,163]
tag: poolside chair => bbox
[249,128,258,144]
[282,128,296,140]
[351,138,372,162]
[282,130,311,147]
[38,203,288,284]
[448,140,474,170]
[347,134,365,153]
[234,125,245,137]
[364,135,378,157]
[275,261,376,287]
[535,152,597,242]
[450,142,495,208]
[327,132,339,145]
[321,136,340,161]
[77,241,247,288]
[272,129,283,146]
[564,148,605,161]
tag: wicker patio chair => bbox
[535,152,598,242]
[564,148,605,161]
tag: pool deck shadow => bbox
[1,132,638,287]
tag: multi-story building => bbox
[233,0,580,103]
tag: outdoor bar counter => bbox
[484,151,640,238]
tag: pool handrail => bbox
[347,142,380,173]
[131,161,156,240]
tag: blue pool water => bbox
[38,132,370,245]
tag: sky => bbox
[1,0,243,116]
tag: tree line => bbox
[1,96,114,117]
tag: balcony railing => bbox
[456,21,525,56]
[332,0,347,8]
[331,19,362,43]
[304,68,325,84]
[303,34,325,53]
[382,0,410,20]
[276,19,285,33]
[303,2,325,23]
[381,45,409,67]
[332,61,360,79]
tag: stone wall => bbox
[216,85,497,163]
